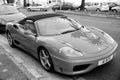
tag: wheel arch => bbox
[37,46,55,71]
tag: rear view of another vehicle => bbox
[0,5,26,32]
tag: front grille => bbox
[73,64,90,71]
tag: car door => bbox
[18,20,38,56]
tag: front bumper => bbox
[52,43,118,75]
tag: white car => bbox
[84,3,109,12]
[100,3,109,11]
[0,5,26,32]
[111,6,120,12]
[27,4,47,11]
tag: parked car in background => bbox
[84,3,109,12]
[27,4,48,11]
[111,5,120,12]
[108,2,118,11]
[52,4,76,11]
[0,5,26,32]
[6,13,118,75]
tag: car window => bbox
[36,17,82,36]
[19,20,36,34]
[0,5,19,15]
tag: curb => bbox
[0,35,46,80]
[0,46,28,80]
[56,10,120,19]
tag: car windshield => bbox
[37,16,82,36]
[0,5,19,15]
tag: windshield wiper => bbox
[61,29,77,34]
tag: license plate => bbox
[98,55,113,66]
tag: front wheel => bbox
[6,32,15,47]
[38,48,54,71]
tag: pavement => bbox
[0,46,28,80]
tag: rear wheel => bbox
[38,48,54,71]
[112,9,117,13]
[27,8,31,11]
[6,32,15,47]
[96,8,101,12]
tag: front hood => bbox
[53,28,109,54]
[0,12,26,23]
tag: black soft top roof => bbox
[19,13,64,24]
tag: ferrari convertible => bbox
[6,13,118,75]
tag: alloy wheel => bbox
[7,32,15,47]
[96,9,100,12]
[39,48,53,71]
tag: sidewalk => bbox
[55,10,120,19]
[0,46,28,80]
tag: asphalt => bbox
[0,46,28,80]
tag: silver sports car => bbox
[6,13,118,75]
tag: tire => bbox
[38,48,54,71]
[96,8,101,12]
[6,32,15,47]
[112,9,117,13]
[27,8,31,11]
[54,9,57,11]
[84,8,87,11]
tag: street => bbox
[0,11,120,80]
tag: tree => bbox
[80,0,85,11]
[24,0,27,7]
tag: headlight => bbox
[59,47,83,57]
[104,33,114,44]
[0,19,6,25]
